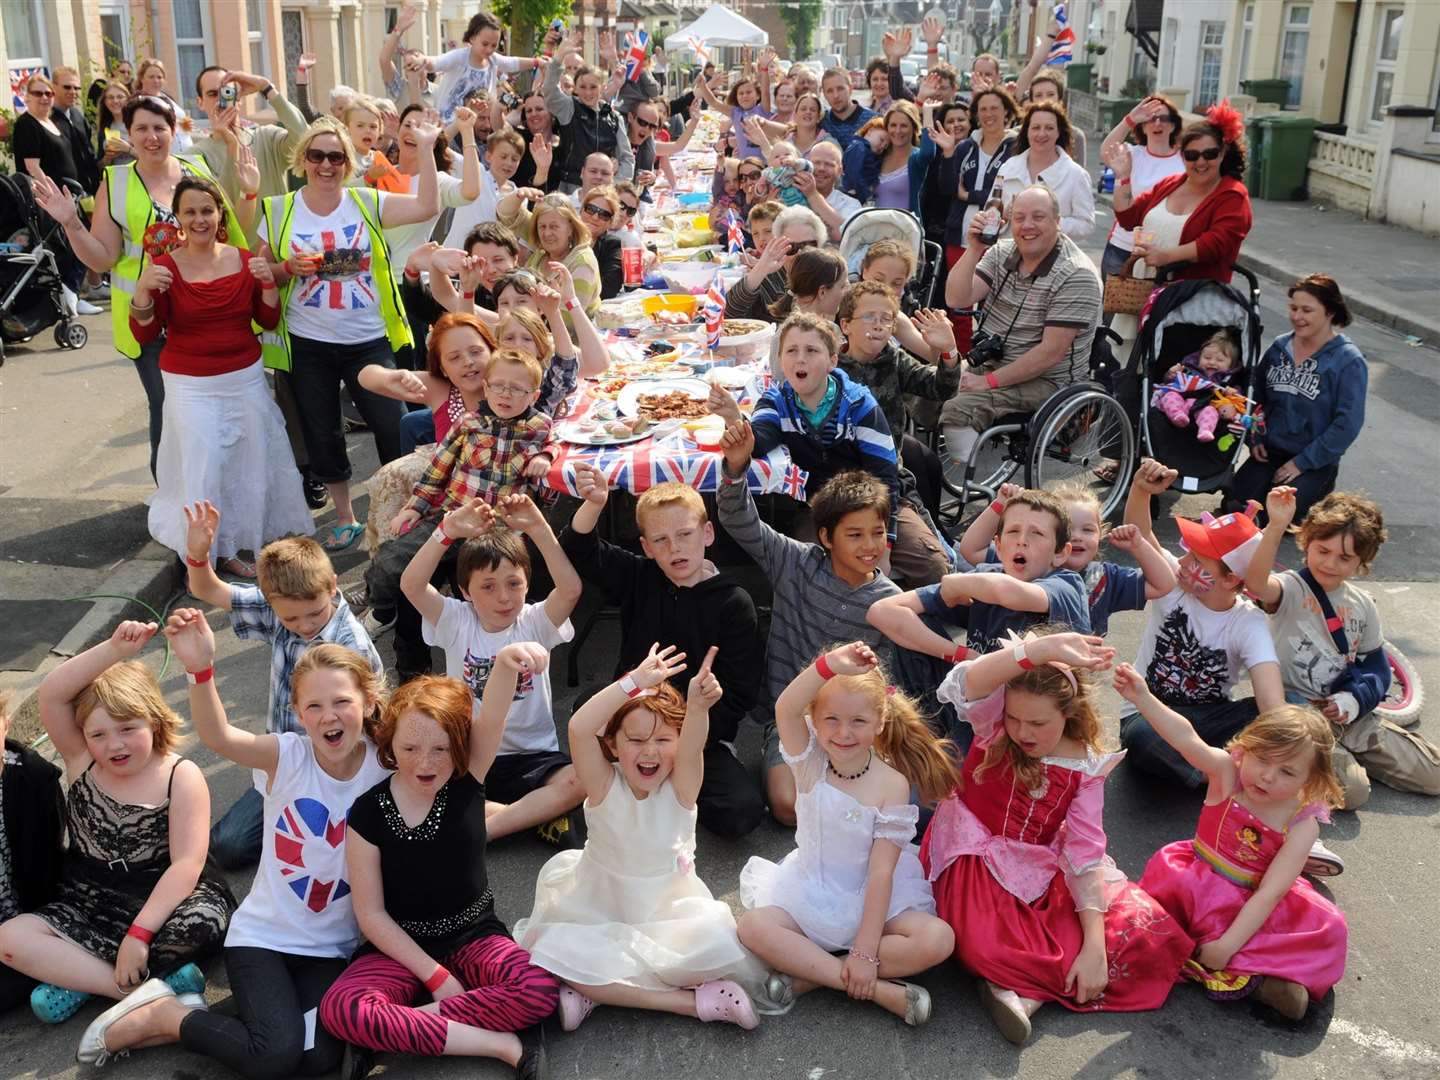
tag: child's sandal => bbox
[557,985,595,1032]
[976,979,1030,1045]
[694,979,759,1029]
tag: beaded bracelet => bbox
[848,946,879,966]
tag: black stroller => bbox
[1130,267,1263,494]
[0,173,89,365]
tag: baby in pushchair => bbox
[1153,329,1242,443]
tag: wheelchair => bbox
[933,326,1136,528]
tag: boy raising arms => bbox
[400,493,586,846]
[1245,487,1440,809]
[561,465,766,837]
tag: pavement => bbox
[2,181,1440,1079]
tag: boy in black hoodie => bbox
[560,463,765,838]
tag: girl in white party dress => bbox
[738,642,959,1027]
[514,644,763,1032]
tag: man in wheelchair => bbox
[939,185,1102,478]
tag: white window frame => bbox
[1196,21,1224,108]
[3,0,49,99]
[98,0,131,72]
[1278,3,1310,110]
[246,0,270,80]
[171,0,214,111]
[1160,17,1178,88]
[1366,5,1404,130]
[1236,3,1254,94]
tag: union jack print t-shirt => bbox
[284,190,389,345]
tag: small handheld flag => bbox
[1047,4,1075,66]
[725,208,744,255]
[623,29,649,83]
[688,36,711,67]
[703,273,727,350]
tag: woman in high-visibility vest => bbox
[34,94,239,481]
[256,117,440,552]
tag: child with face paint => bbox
[1116,459,1286,790]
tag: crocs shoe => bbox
[32,983,91,1024]
[695,979,759,1030]
[162,963,206,997]
[558,985,596,1032]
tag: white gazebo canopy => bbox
[664,5,769,52]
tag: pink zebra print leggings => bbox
[319,934,559,1055]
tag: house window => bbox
[99,0,131,72]
[338,7,356,87]
[1368,6,1404,126]
[1196,22,1224,108]
[172,0,212,107]
[1278,3,1309,109]
[246,0,270,79]
[282,9,305,102]
[1236,3,1254,93]
[0,0,45,60]
[1160,17,1178,88]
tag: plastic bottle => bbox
[1100,164,1115,194]
[619,223,644,289]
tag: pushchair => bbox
[0,173,89,365]
[1129,267,1263,494]
[837,207,944,311]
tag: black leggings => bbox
[288,334,406,483]
[179,946,348,1080]
[901,434,943,521]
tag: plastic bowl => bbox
[640,294,699,318]
[660,262,724,294]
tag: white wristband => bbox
[619,673,644,698]
[1012,643,1034,670]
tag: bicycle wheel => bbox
[1027,390,1135,520]
[1378,642,1424,727]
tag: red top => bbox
[1113,174,1253,284]
[130,249,281,376]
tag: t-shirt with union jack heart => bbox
[283,189,390,345]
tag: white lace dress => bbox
[739,723,934,951]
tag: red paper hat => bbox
[1176,505,1262,576]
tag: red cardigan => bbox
[1113,174,1252,283]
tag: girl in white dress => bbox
[738,642,960,1027]
[514,644,762,1032]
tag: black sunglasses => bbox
[634,116,658,131]
[581,202,615,221]
[738,170,761,182]
[1183,147,1222,162]
[305,148,349,166]
[787,239,817,254]
[619,203,639,216]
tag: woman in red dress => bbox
[920,631,1194,1045]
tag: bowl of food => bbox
[714,318,775,364]
[640,293,699,320]
[659,262,722,294]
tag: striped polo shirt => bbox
[973,234,1101,382]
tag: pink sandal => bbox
[695,980,759,1029]
[557,985,595,1032]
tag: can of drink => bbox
[621,245,644,287]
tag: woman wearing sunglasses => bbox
[496,190,602,319]
[1109,102,1253,285]
[576,184,624,300]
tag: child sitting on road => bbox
[184,501,383,868]
[868,489,1089,667]
[1153,330,1243,443]
[400,493,586,848]
[716,419,902,826]
[366,346,554,680]
[710,311,950,587]
[959,482,1176,636]
[560,468,766,838]
[1244,488,1440,811]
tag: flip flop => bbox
[322,523,365,552]
[219,557,257,579]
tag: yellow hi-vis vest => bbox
[106,154,244,359]
[257,187,412,373]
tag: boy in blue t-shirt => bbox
[868,489,1089,661]
[957,480,1176,635]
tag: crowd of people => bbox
[0,7,1429,1080]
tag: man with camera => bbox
[191,67,311,205]
[940,184,1101,473]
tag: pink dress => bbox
[1140,763,1348,1001]
[920,664,1193,1011]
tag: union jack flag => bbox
[624,29,649,82]
[291,227,376,312]
[273,797,351,913]
[688,36,710,66]
[779,462,807,499]
[9,64,47,110]
[1047,4,1076,66]
[703,272,727,350]
[725,208,744,254]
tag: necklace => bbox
[828,750,873,782]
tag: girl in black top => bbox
[320,646,557,1079]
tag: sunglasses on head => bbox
[581,202,615,221]
[1183,147,1222,162]
[305,148,348,166]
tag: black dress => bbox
[12,112,79,186]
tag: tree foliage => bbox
[497,0,574,57]
[778,0,824,59]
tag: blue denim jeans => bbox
[399,407,435,455]
[209,785,264,870]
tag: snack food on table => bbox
[636,391,712,421]
[720,319,768,338]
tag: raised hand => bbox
[531,133,553,171]
[543,259,576,301]
[297,52,318,73]
[394,3,419,35]
[442,497,496,539]
[758,46,777,72]
[498,641,549,676]
[1130,456,1177,495]
[598,30,618,68]
[411,122,440,147]
[163,607,216,672]
[928,121,957,154]
[1105,523,1142,552]
[752,233,792,278]
[997,481,1024,503]
[109,620,159,659]
[631,642,688,690]
[183,500,221,561]
[573,461,610,506]
[686,646,723,712]
[1028,632,1115,672]
[1111,662,1153,705]
[235,142,260,197]
[914,308,958,355]
[452,104,476,131]
[823,641,879,676]
[922,13,945,47]
[707,380,741,424]
[498,493,546,534]
[1265,485,1298,530]
[428,246,470,277]
[719,418,755,476]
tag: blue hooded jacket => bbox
[1253,332,1367,472]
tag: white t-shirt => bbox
[283,189,390,344]
[386,172,469,272]
[432,47,525,122]
[225,733,391,958]
[442,165,504,251]
[1124,551,1278,714]
[1268,569,1381,700]
[423,597,575,755]
[1109,145,1186,250]
[825,187,862,233]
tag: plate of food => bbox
[707,366,753,390]
[554,415,657,446]
[617,378,712,420]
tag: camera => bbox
[500,90,519,110]
[967,331,1004,367]
[218,82,238,109]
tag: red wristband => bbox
[186,667,215,685]
[943,649,968,664]
[185,555,209,568]
[431,523,455,547]
[242,192,257,201]
[815,654,836,680]
[985,372,1000,390]
[1118,177,1132,186]
[462,290,475,300]
[619,673,645,698]
[126,923,155,945]
[404,268,421,282]
[423,965,450,993]
[988,499,1005,515]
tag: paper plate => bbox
[616,378,712,419]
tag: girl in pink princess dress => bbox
[1116,663,1347,1020]
[921,631,1194,1045]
